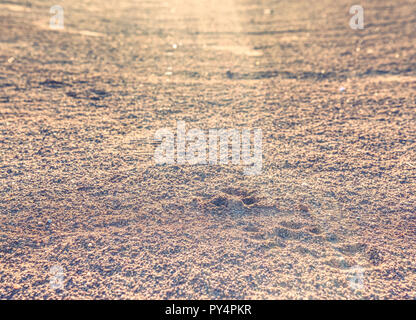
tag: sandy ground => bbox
[1,0,416,299]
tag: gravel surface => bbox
[1,0,416,299]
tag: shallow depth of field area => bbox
[0,0,416,299]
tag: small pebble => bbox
[299,204,310,213]
[226,70,233,79]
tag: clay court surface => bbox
[1,0,416,299]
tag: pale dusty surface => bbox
[0,0,416,299]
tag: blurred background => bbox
[1,0,416,299]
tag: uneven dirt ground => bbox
[1,0,416,299]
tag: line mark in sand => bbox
[33,21,105,37]
[365,75,416,83]
[0,4,31,12]
[205,45,263,57]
